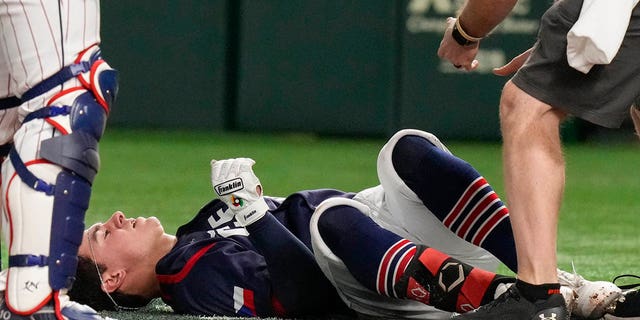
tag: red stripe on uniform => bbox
[47,86,84,105]
[75,44,99,89]
[271,296,286,317]
[156,243,216,284]
[89,60,110,112]
[243,288,256,316]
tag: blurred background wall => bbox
[100,0,635,141]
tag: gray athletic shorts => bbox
[511,0,640,128]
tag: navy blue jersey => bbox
[155,189,355,317]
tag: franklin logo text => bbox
[215,178,244,196]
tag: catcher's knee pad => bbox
[2,49,117,313]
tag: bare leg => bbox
[499,81,567,285]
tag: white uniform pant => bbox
[310,129,499,319]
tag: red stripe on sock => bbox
[377,239,411,295]
[395,246,417,281]
[444,178,488,227]
[457,192,499,239]
[471,206,509,246]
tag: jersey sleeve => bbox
[247,213,341,316]
[156,239,278,317]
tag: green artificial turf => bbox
[2,128,638,319]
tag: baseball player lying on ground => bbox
[19,129,635,319]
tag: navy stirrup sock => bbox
[317,205,416,297]
[316,206,513,312]
[392,135,517,271]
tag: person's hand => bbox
[493,47,533,76]
[211,158,269,226]
[437,17,480,71]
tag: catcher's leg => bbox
[1,48,117,319]
[0,98,21,270]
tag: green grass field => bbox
[3,128,639,319]
[90,128,638,319]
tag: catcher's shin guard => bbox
[1,47,117,315]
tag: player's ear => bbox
[101,269,126,293]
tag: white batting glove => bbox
[211,158,269,226]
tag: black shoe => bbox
[452,285,568,320]
[607,274,640,318]
[609,290,640,318]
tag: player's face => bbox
[78,211,167,271]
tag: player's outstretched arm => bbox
[210,158,338,316]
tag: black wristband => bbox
[452,23,478,46]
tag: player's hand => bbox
[437,17,480,71]
[493,47,533,76]
[211,158,269,226]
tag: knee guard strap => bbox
[20,45,102,102]
[9,147,55,195]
